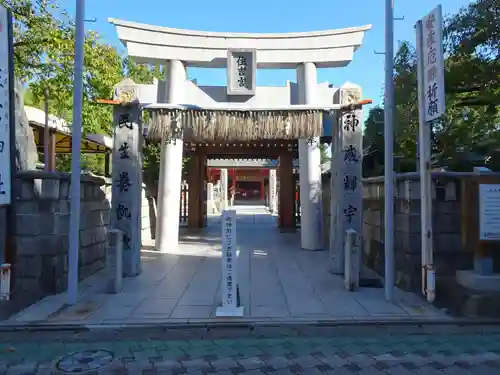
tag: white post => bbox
[216,209,244,317]
[155,60,186,253]
[43,88,50,171]
[269,169,277,213]
[206,182,217,214]
[416,6,444,303]
[0,263,11,301]
[220,168,228,211]
[383,0,395,302]
[297,62,323,250]
[67,0,85,305]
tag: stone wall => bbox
[13,171,111,299]
[361,172,500,310]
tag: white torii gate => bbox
[108,18,370,275]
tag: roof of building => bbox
[25,106,113,153]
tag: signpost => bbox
[216,209,244,317]
[0,4,14,300]
[416,5,445,303]
[479,184,500,241]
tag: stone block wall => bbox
[13,171,112,298]
[361,172,500,309]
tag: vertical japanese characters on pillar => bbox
[220,168,228,210]
[269,169,277,213]
[422,6,445,122]
[331,86,363,274]
[216,209,244,316]
[0,5,12,206]
[111,104,143,277]
[341,90,363,236]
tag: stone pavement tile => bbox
[325,367,361,375]
[441,365,477,375]
[133,348,160,361]
[385,365,420,375]
[243,371,266,375]
[320,354,348,368]
[413,366,446,375]
[265,356,293,370]
[153,359,182,372]
[372,354,402,367]
[184,370,204,375]
[357,367,387,375]
[292,355,321,369]
[181,358,210,371]
[266,369,295,375]
[238,357,266,370]
[125,359,153,373]
[210,357,238,370]
[467,364,500,375]
[345,354,376,367]
[170,305,213,319]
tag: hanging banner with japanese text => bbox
[111,103,143,277]
[421,5,445,122]
[0,5,12,205]
[227,49,256,96]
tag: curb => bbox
[1,317,500,333]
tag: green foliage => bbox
[363,0,500,175]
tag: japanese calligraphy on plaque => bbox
[0,5,12,206]
[111,104,143,277]
[421,5,445,122]
[226,49,256,96]
[222,210,238,308]
[330,86,363,274]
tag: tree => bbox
[3,0,125,174]
[365,0,500,173]
[362,107,385,177]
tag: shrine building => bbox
[104,18,371,277]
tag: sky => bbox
[60,0,467,113]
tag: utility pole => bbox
[384,0,395,302]
[43,87,50,171]
[67,0,85,305]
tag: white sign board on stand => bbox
[479,184,500,240]
[0,5,12,205]
[216,209,244,317]
[421,5,446,122]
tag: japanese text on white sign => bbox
[421,5,446,122]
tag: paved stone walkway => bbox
[6,206,445,326]
[1,326,500,374]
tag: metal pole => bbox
[384,0,395,302]
[43,88,50,171]
[67,0,85,305]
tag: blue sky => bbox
[61,0,465,112]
